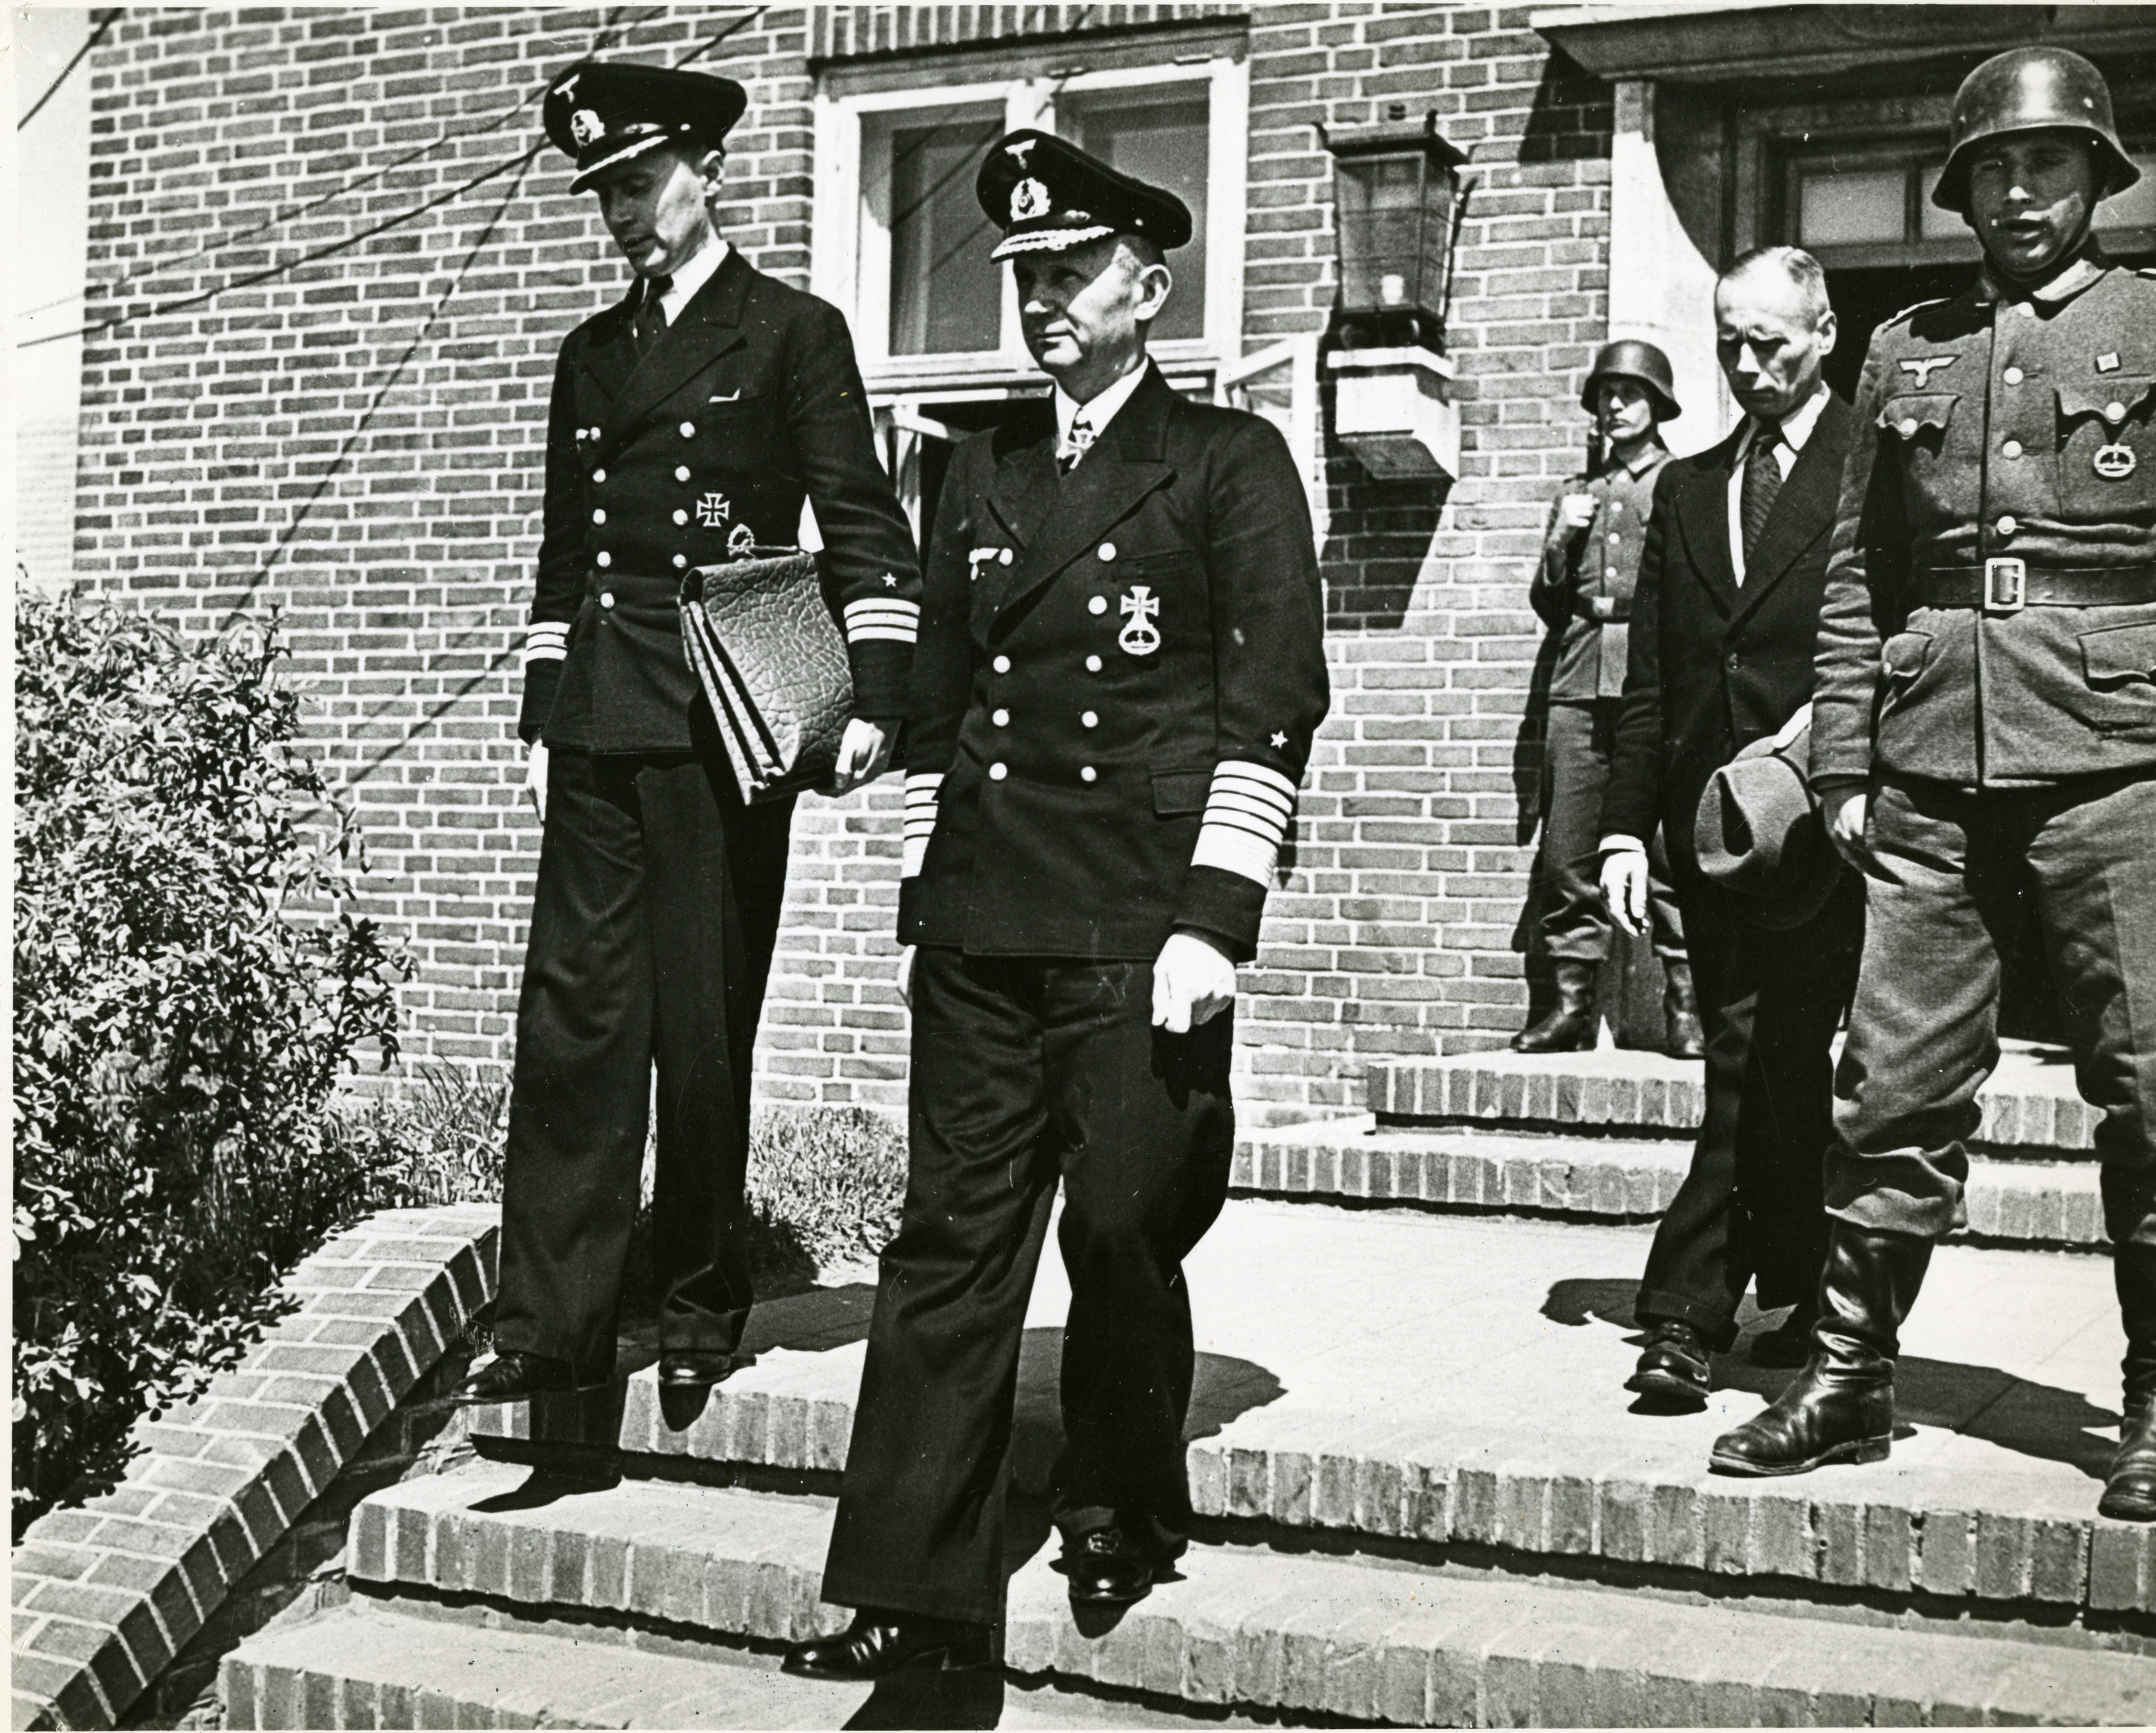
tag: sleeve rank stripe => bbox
[1191,823,1279,887]
[843,598,920,645]
[844,599,921,620]
[901,773,943,878]
[1190,760,1298,887]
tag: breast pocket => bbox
[1879,392,1960,508]
[2056,377,2155,522]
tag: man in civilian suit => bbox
[1598,247,1864,1404]
[454,61,920,1406]
[782,131,1328,1681]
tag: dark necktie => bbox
[1740,419,1783,572]
[632,277,671,358]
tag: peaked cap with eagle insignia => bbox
[976,128,1194,261]
[543,59,747,195]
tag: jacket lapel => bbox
[599,249,752,450]
[1676,426,1744,615]
[992,368,1176,628]
[579,292,642,408]
[1727,394,1852,627]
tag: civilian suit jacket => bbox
[1600,394,1856,879]
[519,249,920,753]
[897,364,1330,963]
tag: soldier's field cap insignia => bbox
[544,60,748,195]
[977,129,1194,261]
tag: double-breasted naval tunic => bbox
[493,248,921,1381]
[897,364,1330,962]
[820,362,1330,1625]
[1812,250,2156,1248]
[519,247,920,747]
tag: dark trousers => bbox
[493,746,797,1380]
[820,947,1236,1625]
[1635,869,1864,1348]
[1540,699,1685,964]
[1830,773,2156,1250]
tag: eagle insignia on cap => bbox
[1011,178,1050,222]
[570,108,605,148]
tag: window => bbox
[880,106,1006,356]
[1786,144,2156,267]
[813,26,1249,385]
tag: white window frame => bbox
[811,32,1250,398]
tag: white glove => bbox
[1152,931,1237,1033]
[523,741,549,822]
[1599,846,1649,938]
[895,943,917,1009]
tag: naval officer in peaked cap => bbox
[455,59,920,1406]
[784,131,1330,1678]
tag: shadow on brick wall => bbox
[1319,455,1450,634]
[1518,50,1615,167]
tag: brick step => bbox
[343,1463,2156,1726]
[467,1208,2152,1617]
[222,1595,1232,1729]
[1365,1040,2100,1155]
[1234,1116,2109,1246]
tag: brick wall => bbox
[70,5,1615,1118]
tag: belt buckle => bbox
[1983,556,2027,614]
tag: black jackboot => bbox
[1709,1221,1933,1476]
[2100,1243,2156,1522]
[1662,960,1705,1059]
[1513,960,1598,1053]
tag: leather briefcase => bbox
[679,545,853,803]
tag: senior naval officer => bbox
[1712,47,2156,1524]
[455,60,920,1406]
[782,131,1330,1679]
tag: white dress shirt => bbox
[656,235,729,325]
[1053,358,1151,462]
[1724,380,1830,586]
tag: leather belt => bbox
[1574,595,1631,624]
[1912,559,2156,613]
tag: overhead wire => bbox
[17,4,664,322]
[17,7,119,131]
[218,147,541,631]
[19,5,768,349]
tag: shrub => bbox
[13,595,408,1526]
[746,1106,909,1276]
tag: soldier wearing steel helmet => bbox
[1712,47,2156,1522]
[1518,339,1700,1058]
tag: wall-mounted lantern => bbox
[1319,111,1468,482]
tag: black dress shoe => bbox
[1624,1321,1712,1405]
[452,1350,600,1405]
[1056,1526,1157,1605]
[780,1612,993,1680]
[657,1350,753,1389]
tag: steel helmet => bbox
[1581,338,1680,422]
[1933,46,2139,215]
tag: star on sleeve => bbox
[1270,731,1288,749]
